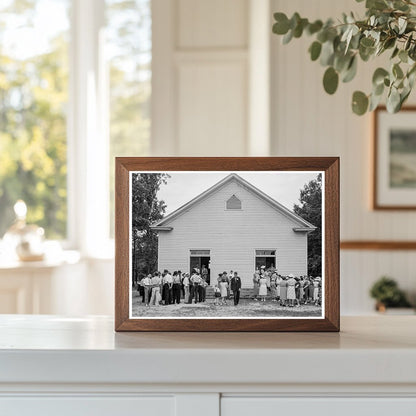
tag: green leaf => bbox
[317,30,328,43]
[366,0,388,10]
[373,82,385,96]
[359,45,374,62]
[342,56,357,83]
[398,17,407,34]
[334,52,350,72]
[393,63,404,79]
[391,47,399,59]
[383,37,396,50]
[282,29,293,44]
[400,87,411,106]
[309,41,322,61]
[399,49,408,63]
[408,68,416,88]
[393,0,410,11]
[307,20,323,35]
[352,91,369,115]
[405,34,413,51]
[372,68,389,86]
[369,92,383,111]
[409,44,416,61]
[323,67,339,95]
[293,17,308,38]
[342,25,359,53]
[273,13,290,35]
[320,40,335,66]
[386,87,401,113]
[360,37,375,48]
[290,12,301,30]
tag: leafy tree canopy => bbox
[131,173,168,277]
[294,174,322,276]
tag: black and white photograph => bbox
[129,171,324,319]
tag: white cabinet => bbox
[1,397,175,416]
[221,397,416,416]
[0,316,416,416]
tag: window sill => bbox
[0,250,81,271]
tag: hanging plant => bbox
[272,0,416,115]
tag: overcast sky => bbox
[151,171,322,215]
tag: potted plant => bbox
[369,276,413,313]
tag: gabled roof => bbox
[151,173,317,231]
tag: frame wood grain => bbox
[115,157,340,332]
[341,240,416,250]
[373,106,416,210]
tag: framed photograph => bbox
[115,157,339,332]
[374,106,416,209]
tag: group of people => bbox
[252,266,322,306]
[138,267,211,306]
[136,265,322,308]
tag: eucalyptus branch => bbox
[272,0,416,115]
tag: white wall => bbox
[152,0,269,157]
[150,0,416,315]
[270,0,416,313]
[9,0,409,316]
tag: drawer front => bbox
[0,396,175,416]
[221,397,416,416]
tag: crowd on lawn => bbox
[135,265,322,308]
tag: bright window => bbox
[0,0,70,239]
[0,0,151,249]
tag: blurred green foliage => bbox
[0,1,69,238]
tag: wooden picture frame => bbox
[373,106,416,210]
[115,157,339,332]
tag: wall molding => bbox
[340,241,416,250]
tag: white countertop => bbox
[0,315,415,387]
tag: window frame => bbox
[254,248,277,270]
[1,0,151,258]
[67,0,111,257]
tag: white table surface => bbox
[0,315,415,387]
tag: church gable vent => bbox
[226,195,242,210]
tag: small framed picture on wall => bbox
[374,106,416,209]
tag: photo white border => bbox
[129,171,325,320]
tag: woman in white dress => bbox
[258,274,267,302]
[219,278,228,305]
[286,274,297,307]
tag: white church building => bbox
[151,174,317,288]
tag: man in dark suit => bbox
[230,271,242,306]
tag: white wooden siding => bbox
[157,179,310,287]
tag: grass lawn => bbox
[131,291,322,318]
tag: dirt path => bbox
[132,292,322,318]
